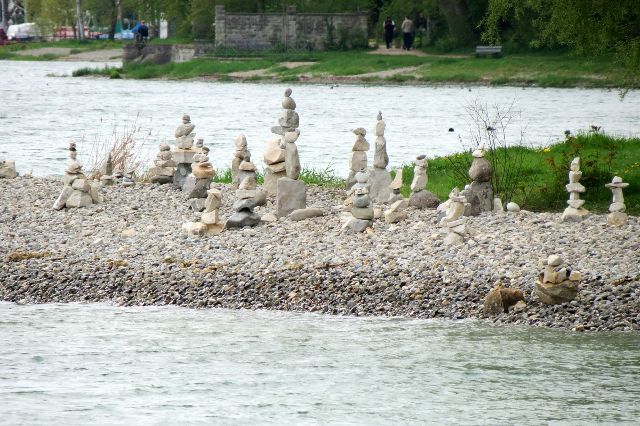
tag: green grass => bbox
[213,166,344,188]
[398,132,640,215]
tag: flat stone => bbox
[182,221,207,236]
[236,189,258,199]
[71,178,90,192]
[225,210,261,228]
[565,182,586,193]
[289,208,325,221]
[341,218,371,233]
[191,163,215,179]
[149,166,175,177]
[609,202,625,212]
[89,184,103,204]
[172,149,196,164]
[444,232,464,246]
[183,175,211,199]
[534,279,578,305]
[233,192,266,211]
[206,223,225,235]
[408,190,440,209]
[266,162,286,174]
[351,206,374,220]
[285,142,301,180]
[53,186,74,210]
[66,190,93,208]
[561,206,589,222]
[276,177,306,218]
[261,213,277,223]
[352,194,371,208]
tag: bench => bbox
[475,45,502,58]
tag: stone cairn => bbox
[347,128,369,190]
[273,89,306,218]
[408,155,439,209]
[561,157,589,222]
[53,142,102,210]
[184,146,216,212]
[605,176,629,226]
[172,114,198,190]
[534,254,581,305]
[149,143,176,185]
[440,187,468,246]
[227,152,266,228]
[0,159,18,179]
[461,144,493,215]
[262,90,292,197]
[122,170,135,187]
[182,188,225,236]
[100,153,115,186]
[232,134,250,190]
[343,169,373,233]
[368,112,391,204]
[387,168,403,204]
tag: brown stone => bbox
[483,283,525,315]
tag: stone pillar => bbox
[214,5,226,48]
[286,5,297,49]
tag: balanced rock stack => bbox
[534,254,581,305]
[274,89,306,218]
[0,159,18,179]
[605,176,629,226]
[53,142,102,210]
[262,90,296,197]
[387,169,403,204]
[172,114,198,190]
[461,144,493,216]
[347,128,369,190]
[232,134,250,190]
[100,153,115,186]
[149,143,176,185]
[440,187,468,246]
[408,155,439,209]
[184,146,215,211]
[122,170,135,187]
[227,154,266,229]
[368,112,392,203]
[343,170,373,233]
[183,188,226,236]
[561,157,589,222]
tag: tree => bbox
[2,0,9,30]
[75,0,85,38]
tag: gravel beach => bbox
[1,176,639,332]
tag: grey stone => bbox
[506,202,520,212]
[279,109,299,129]
[89,184,103,204]
[351,206,374,220]
[285,142,301,180]
[66,190,93,208]
[276,177,306,218]
[173,163,192,189]
[263,169,286,197]
[53,186,74,210]
[469,157,493,182]
[408,190,440,209]
[289,208,324,221]
[534,279,578,305]
[151,175,173,185]
[225,210,261,228]
[341,218,371,233]
[373,137,389,169]
[349,151,367,173]
[352,194,371,208]
[183,175,211,199]
[368,167,392,204]
[188,198,207,212]
[462,181,493,216]
[0,161,18,179]
[172,149,196,164]
[232,192,266,211]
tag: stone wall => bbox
[215,5,368,50]
[123,44,201,65]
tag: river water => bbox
[1,303,639,424]
[1,60,640,176]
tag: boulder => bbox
[289,208,324,221]
[53,186,74,210]
[534,279,578,305]
[483,284,525,315]
[469,157,493,182]
[341,218,372,233]
[65,190,93,208]
[463,181,493,216]
[368,167,392,204]
[225,210,261,228]
[408,190,440,209]
[183,175,211,199]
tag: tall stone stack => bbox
[368,112,392,204]
[184,146,215,211]
[440,187,468,246]
[263,90,296,197]
[347,127,369,190]
[227,154,265,228]
[561,157,589,222]
[408,155,440,209]
[172,114,198,190]
[387,169,404,204]
[53,142,102,210]
[275,89,306,218]
[100,153,115,186]
[232,134,250,190]
[343,170,374,233]
[461,144,493,216]
[0,159,18,179]
[605,176,629,226]
[149,143,176,184]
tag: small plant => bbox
[7,251,51,262]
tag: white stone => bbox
[506,202,520,212]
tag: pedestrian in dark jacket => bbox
[383,17,395,49]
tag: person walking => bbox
[383,16,395,49]
[401,16,414,50]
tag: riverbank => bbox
[1,177,639,332]
[4,40,631,88]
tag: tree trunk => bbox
[256,0,265,13]
[438,0,474,46]
[76,0,85,40]
[1,0,9,30]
